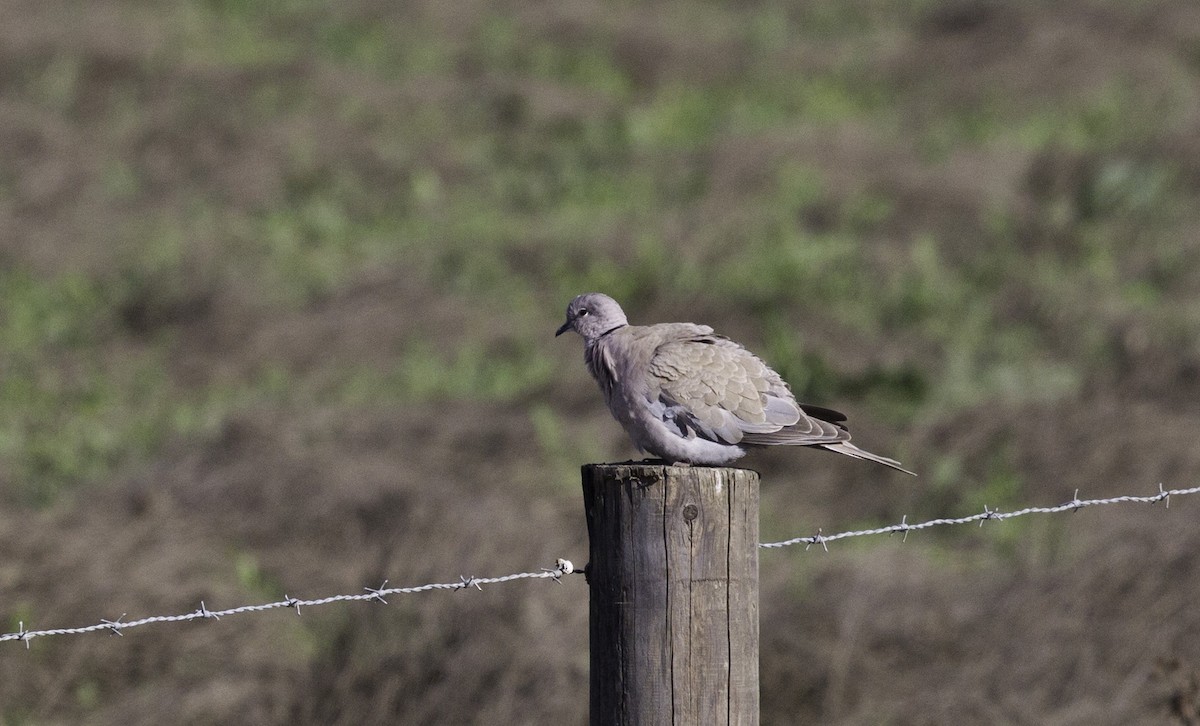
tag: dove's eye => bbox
[578,309,590,317]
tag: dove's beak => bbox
[555,319,571,337]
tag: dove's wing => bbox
[645,331,848,447]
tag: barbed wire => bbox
[760,482,1200,550]
[2,482,1197,647]
[0,559,576,648]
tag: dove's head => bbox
[556,292,628,342]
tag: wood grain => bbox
[583,464,760,725]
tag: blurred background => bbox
[1,0,1199,723]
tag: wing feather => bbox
[646,335,803,445]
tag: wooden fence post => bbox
[582,463,760,726]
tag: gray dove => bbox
[556,292,914,474]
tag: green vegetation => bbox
[2,0,1197,517]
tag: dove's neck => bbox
[599,322,626,338]
[586,323,627,345]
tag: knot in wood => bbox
[683,504,699,522]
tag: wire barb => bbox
[101,615,127,637]
[364,581,390,605]
[457,575,483,592]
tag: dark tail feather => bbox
[799,403,848,427]
[819,442,917,476]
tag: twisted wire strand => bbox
[3,483,1196,646]
[0,559,576,647]
[759,483,1200,550]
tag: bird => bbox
[555,292,914,474]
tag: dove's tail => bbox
[818,442,917,476]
